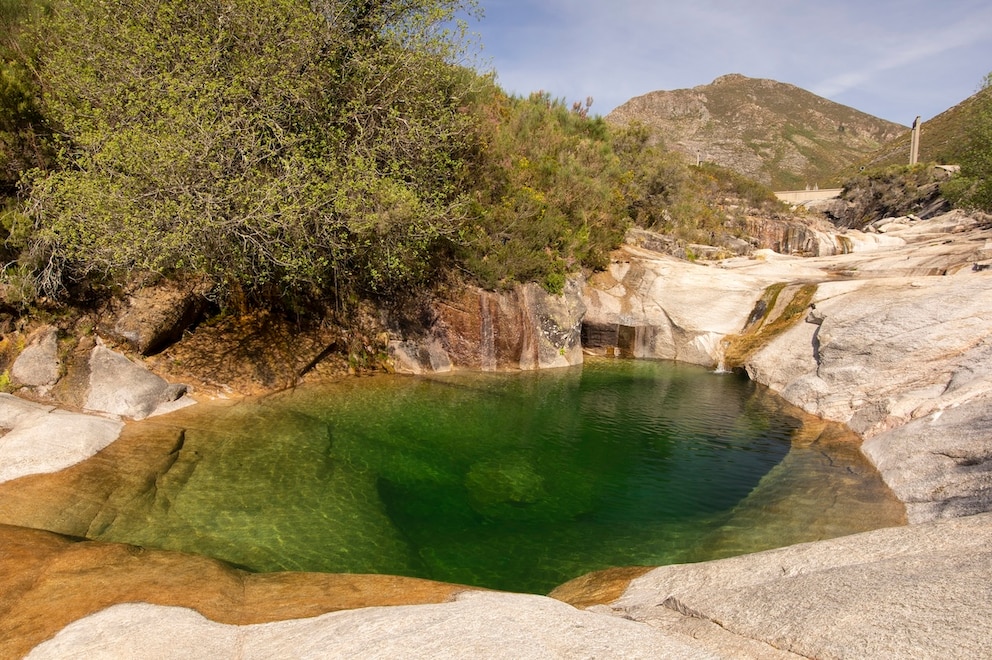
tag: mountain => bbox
[856,84,992,170]
[606,74,906,190]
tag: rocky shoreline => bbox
[2,209,992,657]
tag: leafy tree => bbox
[25,0,481,307]
[1,0,51,266]
[457,90,629,293]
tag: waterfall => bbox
[479,293,497,371]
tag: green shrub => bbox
[456,90,629,291]
[25,0,481,309]
[942,76,992,212]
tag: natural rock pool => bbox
[0,359,905,594]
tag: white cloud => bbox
[812,10,992,98]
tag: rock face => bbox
[582,210,992,524]
[389,279,585,374]
[28,594,717,660]
[742,216,905,256]
[738,224,992,521]
[581,247,767,367]
[102,278,210,355]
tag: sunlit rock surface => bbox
[583,210,992,523]
[581,246,774,366]
[3,208,992,656]
[0,524,470,660]
[0,394,122,483]
[601,511,992,659]
[9,514,991,659]
[86,345,196,419]
[100,277,210,356]
[10,326,60,389]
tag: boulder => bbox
[0,394,122,484]
[103,279,209,355]
[85,345,194,420]
[10,327,59,388]
[387,339,453,375]
[862,397,992,522]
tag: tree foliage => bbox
[1,0,52,266]
[457,90,629,292]
[5,0,770,316]
[24,0,481,307]
[942,74,992,212]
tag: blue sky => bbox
[466,0,992,126]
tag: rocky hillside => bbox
[857,84,992,170]
[606,74,906,190]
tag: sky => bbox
[465,0,992,126]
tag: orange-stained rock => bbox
[432,280,585,372]
[0,524,475,659]
[547,566,653,609]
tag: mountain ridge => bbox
[606,73,907,190]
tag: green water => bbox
[94,359,900,593]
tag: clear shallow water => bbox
[84,359,902,593]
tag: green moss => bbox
[723,283,817,368]
[0,370,12,393]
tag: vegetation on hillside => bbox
[1,0,789,318]
[606,74,906,190]
[613,123,783,244]
[830,163,949,228]
[457,91,627,293]
[942,73,992,212]
[2,0,641,311]
[840,71,992,218]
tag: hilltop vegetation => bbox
[859,80,992,170]
[0,0,785,320]
[606,74,906,190]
